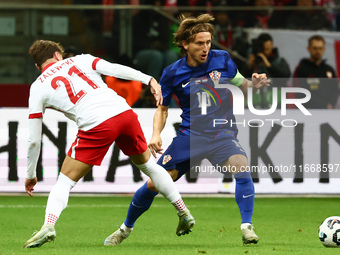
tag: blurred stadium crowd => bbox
[0,0,339,109]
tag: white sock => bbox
[135,157,181,204]
[120,223,133,232]
[241,223,252,230]
[44,173,76,225]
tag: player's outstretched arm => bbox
[149,105,169,158]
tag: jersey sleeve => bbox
[159,70,174,106]
[224,52,244,87]
[27,118,43,179]
[91,55,152,85]
[27,83,44,179]
[28,84,44,119]
[230,70,245,87]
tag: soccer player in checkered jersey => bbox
[23,40,195,248]
[112,14,270,245]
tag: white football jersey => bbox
[28,54,151,131]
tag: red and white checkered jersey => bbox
[28,54,151,131]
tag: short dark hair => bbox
[308,35,325,46]
[257,33,273,44]
[29,40,64,68]
[64,46,78,58]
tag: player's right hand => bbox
[25,177,37,197]
[149,78,163,107]
[148,135,163,158]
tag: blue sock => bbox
[124,182,158,228]
[234,171,255,224]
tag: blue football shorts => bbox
[157,130,247,181]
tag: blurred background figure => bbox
[314,0,337,31]
[268,0,295,29]
[244,0,273,29]
[133,0,179,81]
[285,0,330,30]
[105,53,143,107]
[212,10,249,68]
[102,0,141,61]
[293,35,339,109]
[64,46,79,58]
[242,33,291,108]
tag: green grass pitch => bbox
[0,195,339,255]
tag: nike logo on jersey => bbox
[243,194,254,199]
[182,81,190,88]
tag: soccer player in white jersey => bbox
[23,40,195,248]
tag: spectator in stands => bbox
[242,33,291,108]
[293,35,339,109]
[268,0,295,28]
[64,46,79,58]
[102,0,141,61]
[133,0,178,81]
[176,0,214,16]
[226,0,252,28]
[244,0,273,29]
[315,0,337,30]
[105,54,143,107]
[285,0,330,30]
[213,10,233,49]
[212,10,249,68]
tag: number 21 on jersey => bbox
[51,65,99,104]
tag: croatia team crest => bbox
[209,70,221,85]
[162,154,172,165]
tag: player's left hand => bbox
[25,177,37,197]
[252,73,271,89]
[148,134,163,158]
[149,78,163,106]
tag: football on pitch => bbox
[319,216,340,247]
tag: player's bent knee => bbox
[223,154,249,175]
[60,156,93,182]
[230,163,249,174]
[130,149,151,165]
